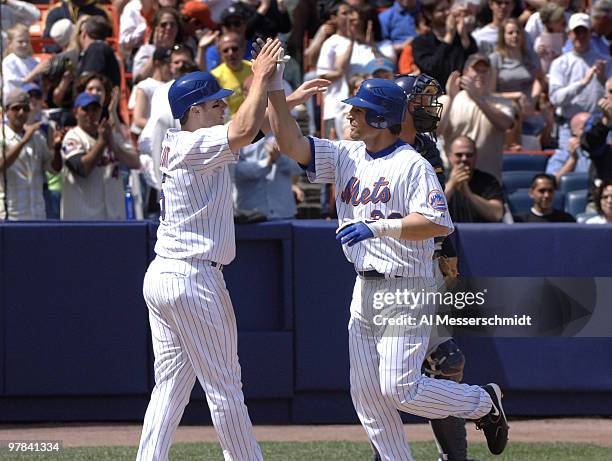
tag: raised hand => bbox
[198,30,219,49]
[251,38,283,79]
[446,71,461,99]
[289,78,331,105]
[23,122,43,143]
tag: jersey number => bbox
[370,210,403,220]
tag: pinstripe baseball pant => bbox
[137,257,263,461]
[348,275,493,461]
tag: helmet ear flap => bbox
[365,110,388,129]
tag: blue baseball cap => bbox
[21,82,42,95]
[366,58,395,76]
[74,92,102,109]
[168,71,233,120]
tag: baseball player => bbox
[136,38,283,461]
[266,77,509,460]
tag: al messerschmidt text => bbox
[373,314,533,327]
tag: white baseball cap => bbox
[568,13,591,31]
[50,18,76,48]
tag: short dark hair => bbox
[594,179,612,214]
[179,109,190,126]
[83,16,113,40]
[530,173,557,189]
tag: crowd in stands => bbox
[0,0,611,224]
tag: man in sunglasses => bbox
[0,90,61,220]
[205,3,255,71]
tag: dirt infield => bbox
[0,418,610,448]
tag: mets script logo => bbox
[340,176,391,206]
[428,189,447,212]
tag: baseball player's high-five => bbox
[137,38,283,461]
[267,77,509,460]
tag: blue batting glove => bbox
[335,222,374,247]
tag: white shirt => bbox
[61,126,127,220]
[306,137,454,277]
[316,35,376,121]
[138,80,178,189]
[155,124,238,264]
[585,215,609,224]
[0,125,51,220]
[128,76,164,110]
[2,53,39,104]
[132,43,155,81]
[119,0,147,53]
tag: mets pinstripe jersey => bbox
[305,136,454,277]
[155,124,238,264]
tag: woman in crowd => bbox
[586,180,612,224]
[533,2,567,74]
[132,7,184,82]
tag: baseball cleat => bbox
[475,383,509,455]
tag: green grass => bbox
[1,441,610,460]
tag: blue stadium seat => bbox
[502,154,548,172]
[576,212,598,223]
[559,172,589,193]
[502,171,538,194]
[565,189,588,217]
[507,189,565,214]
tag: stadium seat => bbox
[576,212,598,223]
[502,154,549,172]
[559,171,589,193]
[565,189,588,217]
[507,189,565,214]
[502,170,538,194]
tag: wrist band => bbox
[366,219,402,239]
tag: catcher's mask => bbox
[394,74,444,133]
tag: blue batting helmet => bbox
[168,71,233,120]
[342,78,407,129]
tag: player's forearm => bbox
[230,75,269,148]
[268,90,312,165]
[399,213,451,240]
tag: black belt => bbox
[357,270,401,279]
[209,261,224,271]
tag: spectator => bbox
[138,45,197,190]
[316,1,378,137]
[182,1,218,55]
[525,0,570,45]
[549,13,612,150]
[43,0,109,53]
[76,16,121,87]
[365,57,395,79]
[235,135,304,219]
[130,47,173,134]
[61,92,139,220]
[119,0,180,56]
[445,135,505,222]
[438,54,515,180]
[211,32,253,117]
[585,179,612,223]
[472,0,515,55]
[204,0,236,24]
[241,0,292,42]
[303,9,336,70]
[533,2,567,74]
[514,173,576,222]
[490,18,542,108]
[378,0,420,56]
[205,4,254,71]
[2,24,39,104]
[132,7,184,82]
[580,76,612,193]
[546,112,591,183]
[0,0,41,29]
[0,90,62,220]
[412,0,478,88]
[22,82,65,220]
[589,0,612,57]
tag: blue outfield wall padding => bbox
[2,222,150,395]
[292,221,355,392]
